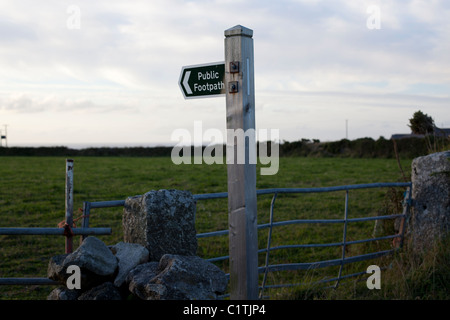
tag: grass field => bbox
[0,156,422,300]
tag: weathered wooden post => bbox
[224,25,258,300]
[65,159,74,253]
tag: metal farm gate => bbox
[0,159,411,298]
[194,182,411,297]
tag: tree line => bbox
[0,136,443,159]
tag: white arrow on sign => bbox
[182,71,192,94]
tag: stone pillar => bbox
[122,189,198,261]
[409,151,450,251]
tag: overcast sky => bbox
[0,0,449,148]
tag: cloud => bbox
[0,0,449,145]
[0,93,139,114]
[0,17,36,43]
[2,0,448,92]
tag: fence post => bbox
[224,25,258,300]
[335,190,349,288]
[394,186,411,249]
[81,201,91,242]
[65,159,74,253]
[260,192,277,299]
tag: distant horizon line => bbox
[3,134,411,150]
[5,142,176,150]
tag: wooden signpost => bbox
[179,25,258,300]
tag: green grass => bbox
[0,156,419,300]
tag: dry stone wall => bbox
[47,189,227,300]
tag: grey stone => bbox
[63,237,118,276]
[123,189,198,261]
[47,236,118,289]
[47,287,80,300]
[110,241,149,287]
[47,253,69,283]
[126,261,160,300]
[78,282,122,300]
[410,150,450,251]
[127,254,227,300]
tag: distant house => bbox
[434,127,450,138]
[390,133,424,140]
[391,127,450,140]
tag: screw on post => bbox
[230,61,240,73]
[229,81,239,93]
